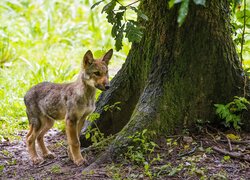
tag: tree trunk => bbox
[80,0,248,155]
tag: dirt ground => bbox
[0,128,250,180]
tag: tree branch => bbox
[125,0,140,7]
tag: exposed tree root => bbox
[212,146,250,162]
[83,150,112,172]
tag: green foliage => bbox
[230,0,243,12]
[85,113,105,144]
[50,165,61,174]
[223,155,231,161]
[84,102,121,144]
[177,0,190,26]
[103,102,121,112]
[214,96,250,130]
[93,0,147,51]
[0,28,17,65]
[0,164,4,173]
[169,0,206,26]
[231,0,250,66]
[0,0,129,140]
[124,129,160,178]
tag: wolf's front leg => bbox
[78,116,87,137]
[65,115,87,166]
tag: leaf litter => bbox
[0,128,249,179]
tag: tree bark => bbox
[80,0,248,153]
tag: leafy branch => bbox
[92,0,208,50]
[91,0,147,51]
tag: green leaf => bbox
[193,0,206,6]
[102,0,116,14]
[223,155,230,161]
[91,0,104,9]
[111,24,118,37]
[85,132,90,139]
[115,24,125,51]
[137,11,149,21]
[125,21,143,43]
[0,164,4,172]
[168,0,176,8]
[130,7,149,21]
[177,0,190,26]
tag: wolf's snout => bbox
[105,85,110,90]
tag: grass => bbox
[0,0,131,140]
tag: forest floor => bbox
[0,128,250,180]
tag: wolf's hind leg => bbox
[37,117,55,159]
[26,120,43,164]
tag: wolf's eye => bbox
[94,72,101,76]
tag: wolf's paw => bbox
[43,152,55,159]
[74,157,87,166]
[32,156,43,165]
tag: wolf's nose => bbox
[105,85,110,90]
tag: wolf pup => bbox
[24,49,113,166]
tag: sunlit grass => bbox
[0,0,131,140]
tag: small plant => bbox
[125,129,160,178]
[50,164,61,174]
[214,96,250,130]
[0,164,4,173]
[85,113,105,144]
[223,155,231,162]
[106,163,123,180]
[103,102,121,112]
[85,102,122,145]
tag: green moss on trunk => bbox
[81,0,247,148]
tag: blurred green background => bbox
[0,0,131,140]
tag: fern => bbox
[215,96,250,130]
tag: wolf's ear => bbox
[102,49,113,65]
[83,50,94,68]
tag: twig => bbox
[226,136,233,151]
[115,0,123,6]
[178,146,197,157]
[208,127,237,152]
[36,160,57,168]
[164,134,183,139]
[212,146,250,162]
[205,127,217,143]
[219,139,250,145]
[115,0,140,8]
[125,0,140,7]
